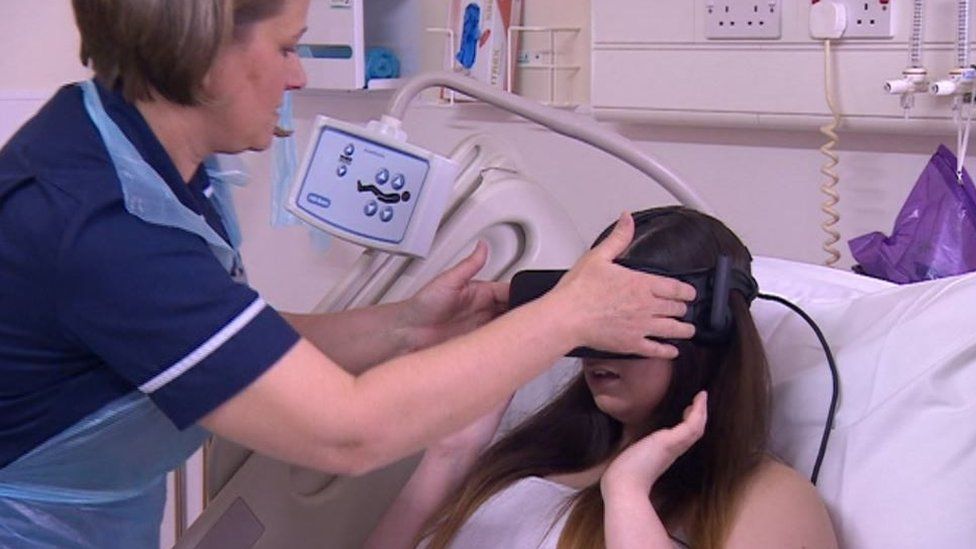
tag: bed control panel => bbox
[287,115,459,257]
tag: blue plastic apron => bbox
[0,80,247,547]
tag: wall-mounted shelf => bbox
[507,25,582,107]
[425,22,583,109]
[296,0,589,109]
[300,0,426,91]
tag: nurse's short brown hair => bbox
[72,0,284,106]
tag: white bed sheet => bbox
[754,256,976,548]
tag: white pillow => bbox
[753,256,976,548]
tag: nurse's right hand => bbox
[551,212,697,359]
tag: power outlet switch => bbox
[836,0,894,39]
[705,0,782,40]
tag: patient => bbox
[366,207,838,549]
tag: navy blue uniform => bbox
[0,82,299,468]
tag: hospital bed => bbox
[177,79,976,549]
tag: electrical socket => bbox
[705,0,782,40]
[834,0,894,39]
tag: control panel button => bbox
[344,143,355,156]
[375,168,390,185]
[308,193,332,208]
[380,206,394,222]
[336,165,348,177]
[364,201,378,217]
[391,174,406,190]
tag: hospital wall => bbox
[263,93,956,302]
[236,0,966,312]
[1,2,961,315]
[232,91,955,313]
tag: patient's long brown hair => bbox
[417,206,770,549]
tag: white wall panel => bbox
[592,0,976,132]
[591,2,695,43]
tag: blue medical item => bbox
[849,144,976,283]
[0,80,234,548]
[455,3,481,69]
[271,91,301,227]
[286,115,459,257]
[270,92,332,249]
[365,47,401,82]
[0,81,297,465]
[78,80,241,273]
[204,154,248,249]
[0,393,207,548]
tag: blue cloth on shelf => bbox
[365,47,401,82]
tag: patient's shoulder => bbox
[745,456,817,496]
[724,457,838,549]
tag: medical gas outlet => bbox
[884,68,929,100]
[930,67,976,97]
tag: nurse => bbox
[0,0,696,546]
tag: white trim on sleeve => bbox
[138,297,266,394]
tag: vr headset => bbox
[509,255,760,359]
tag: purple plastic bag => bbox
[849,144,976,284]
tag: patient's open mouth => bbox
[589,369,620,380]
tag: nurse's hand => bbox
[551,213,697,359]
[401,241,509,351]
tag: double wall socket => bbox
[705,0,782,40]
[835,0,894,39]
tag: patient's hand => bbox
[365,398,511,549]
[600,392,707,549]
[602,391,707,496]
[428,395,512,460]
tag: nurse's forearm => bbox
[202,293,578,476]
[336,295,577,472]
[281,302,412,374]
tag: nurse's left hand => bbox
[401,241,509,351]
